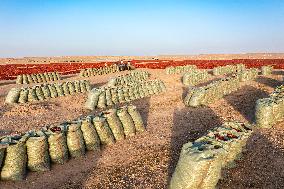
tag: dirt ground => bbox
[0,69,283,189]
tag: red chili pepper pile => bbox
[50,126,62,132]
[227,133,238,139]
[131,59,284,69]
[1,59,284,80]
[0,62,114,80]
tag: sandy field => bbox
[0,68,283,189]
[1,53,284,64]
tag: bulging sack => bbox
[27,75,34,83]
[41,85,51,98]
[255,98,274,128]
[74,81,81,93]
[105,89,114,106]
[79,81,87,93]
[55,83,65,97]
[117,89,126,103]
[26,134,50,172]
[48,85,58,98]
[28,87,39,102]
[66,123,86,158]
[188,88,205,107]
[1,138,27,181]
[18,88,29,103]
[35,86,45,101]
[261,66,273,76]
[48,72,54,81]
[92,116,115,145]
[47,126,69,164]
[199,148,225,189]
[97,91,107,109]
[44,73,50,82]
[23,74,28,84]
[5,88,21,104]
[84,80,91,91]
[40,74,47,83]
[102,109,125,141]
[84,89,102,110]
[67,82,76,95]
[80,117,101,151]
[31,74,38,83]
[111,88,119,104]
[16,75,23,84]
[36,74,43,83]
[117,106,136,137]
[62,82,70,95]
[169,142,214,189]
[127,105,145,132]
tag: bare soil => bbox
[0,69,283,189]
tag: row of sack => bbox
[107,70,150,87]
[212,64,245,76]
[0,105,145,181]
[79,65,120,77]
[16,72,61,84]
[169,121,253,189]
[182,70,212,86]
[261,65,273,76]
[184,69,259,107]
[237,68,259,82]
[165,65,197,74]
[5,80,91,104]
[255,85,284,128]
[85,80,166,110]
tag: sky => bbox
[0,0,283,57]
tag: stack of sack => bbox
[261,65,273,76]
[169,121,253,189]
[0,105,145,181]
[165,65,197,74]
[85,80,166,110]
[255,85,284,128]
[184,75,241,107]
[184,69,258,107]
[237,68,259,82]
[182,70,211,86]
[107,71,150,87]
[79,64,120,77]
[5,80,91,104]
[16,72,61,84]
[212,64,245,76]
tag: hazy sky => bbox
[0,0,283,57]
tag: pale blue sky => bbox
[0,0,283,57]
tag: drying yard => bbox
[0,60,283,189]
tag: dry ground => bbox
[0,69,283,189]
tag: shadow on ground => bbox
[272,70,284,75]
[217,130,284,189]
[61,74,76,80]
[90,82,107,89]
[61,97,152,188]
[224,85,269,123]
[0,80,15,87]
[256,77,283,88]
[0,97,152,189]
[167,105,223,185]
